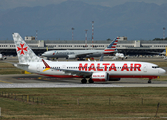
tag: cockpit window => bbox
[152,66,159,68]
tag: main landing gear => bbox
[81,78,87,84]
[88,78,94,83]
[148,79,152,83]
[81,78,94,84]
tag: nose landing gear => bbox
[148,79,152,83]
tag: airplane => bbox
[161,49,166,55]
[112,53,127,60]
[162,49,167,60]
[158,49,167,60]
[12,33,166,84]
[0,53,7,60]
[41,38,119,60]
[146,49,166,56]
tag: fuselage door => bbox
[62,65,66,69]
[144,64,147,72]
[37,64,40,72]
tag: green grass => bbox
[0,88,167,119]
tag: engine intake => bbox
[92,72,109,82]
[68,55,76,59]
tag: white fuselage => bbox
[115,53,125,59]
[42,50,111,59]
[15,61,165,79]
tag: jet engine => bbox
[92,72,109,82]
[68,55,76,59]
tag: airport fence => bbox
[0,92,45,105]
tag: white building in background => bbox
[117,36,127,41]
[0,36,167,55]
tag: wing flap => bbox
[52,68,92,77]
[2,61,29,66]
[17,63,29,66]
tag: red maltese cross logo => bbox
[17,43,28,55]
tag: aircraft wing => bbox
[74,52,95,58]
[17,63,29,66]
[52,68,92,77]
[2,61,29,68]
[74,50,116,58]
[99,54,104,61]
[2,61,28,66]
[42,59,92,77]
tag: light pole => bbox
[72,28,74,41]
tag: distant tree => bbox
[107,38,111,41]
[153,37,167,41]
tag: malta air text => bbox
[79,63,141,71]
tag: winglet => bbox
[99,54,104,61]
[42,59,51,72]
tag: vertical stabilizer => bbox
[103,37,119,54]
[13,33,42,63]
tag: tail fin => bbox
[104,37,119,54]
[105,37,119,51]
[13,33,42,63]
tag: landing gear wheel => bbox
[148,79,151,83]
[81,78,87,84]
[88,78,94,83]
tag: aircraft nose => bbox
[159,68,166,74]
[42,53,46,56]
[42,52,49,57]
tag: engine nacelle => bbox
[92,72,109,82]
[109,78,121,81]
[68,55,76,59]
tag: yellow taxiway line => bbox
[0,80,12,84]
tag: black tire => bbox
[88,78,94,83]
[81,79,87,84]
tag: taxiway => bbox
[0,56,167,88]
[0,74,167,88]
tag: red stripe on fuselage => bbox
[92,79,106,82]
[40,74,83,78]
[109,75,158,79]
[104,49,115,51]
[39,74,158,79]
